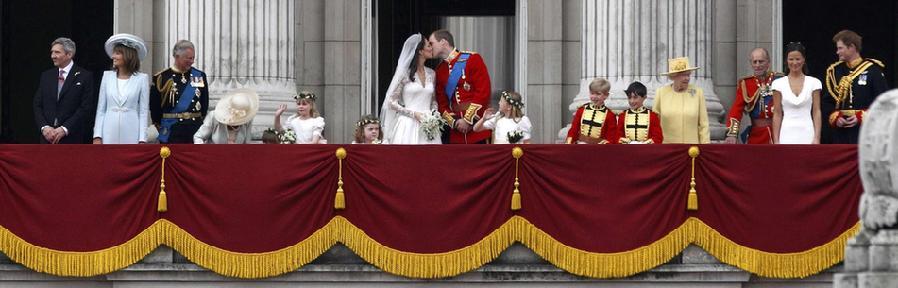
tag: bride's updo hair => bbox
[407,37,427,82]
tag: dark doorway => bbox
[783,0,896,88]
[375,0,515,112]
[0,0,113,143]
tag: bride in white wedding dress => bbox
[379,34,442,144]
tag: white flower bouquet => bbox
[278,128,297,144]
[420,110,448,141]
[507,130,524,144]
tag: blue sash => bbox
[159,68,201,142]
[445,53,470,104]
[749,94,772,119]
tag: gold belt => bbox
[837,109,861,117]
[162,112,202,119]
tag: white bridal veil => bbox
[379,33,422,144]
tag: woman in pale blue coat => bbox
[93,34,149,144]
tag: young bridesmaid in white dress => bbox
[274,91,326,144]
[772,42,822,144]
[473,91,532,144]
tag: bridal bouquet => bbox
[420,110,447,141]
[278,128,297,144]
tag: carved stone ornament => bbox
[859,89,898,230]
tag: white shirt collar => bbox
[60,61,74,77]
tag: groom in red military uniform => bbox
[724,48,783,144]
[429,29,492,144]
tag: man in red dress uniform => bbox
[429,29,492,144]
[724,48,783,144]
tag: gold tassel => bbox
[687,146,700,211]
[158,146,171,213]
[511,147,524,211]
[511,190,521,211]
[158,191,168,212]
[687,191,697,210]
[335,148,347,210]
[334,185,345,210]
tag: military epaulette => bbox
[866,58,885,68]
[153,68,171,77]
[827,61,844,72]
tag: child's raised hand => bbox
[275,104,287,116]
[483,108,496,119]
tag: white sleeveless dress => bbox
[772,76,821,144]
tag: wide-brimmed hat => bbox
[661,57,700,76]
[104,33,148,61]
[214,88,259,126]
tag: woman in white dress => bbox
[379,34,441,144]
[772,42,822,144]
[92,34,149,144]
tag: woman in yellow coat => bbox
[652,57,710,144]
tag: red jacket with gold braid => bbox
[725,71,781,144]
[435,50,492,144]
[617,108,663,144]
[566,103,618,144]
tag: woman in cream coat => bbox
[93,34,149,144]
[193,88,258,144]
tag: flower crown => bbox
[357,118,380,128]
[501,91,525,110]
[294,91,317,101]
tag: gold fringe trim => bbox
[517,216,691,278]
[0,217,858,279]
[162,219,336,279]
[693,219,860,279]
[0,221,164,276]
[334,216,516,278]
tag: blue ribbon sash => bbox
[159,69,202,142]
[444,53,470,105]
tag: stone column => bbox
[564,0,726,141]
[528,0,565,144]
[840,90,898,288]
[114,0,156,75]
[158,0,297,136]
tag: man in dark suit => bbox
[33,37,95,144]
